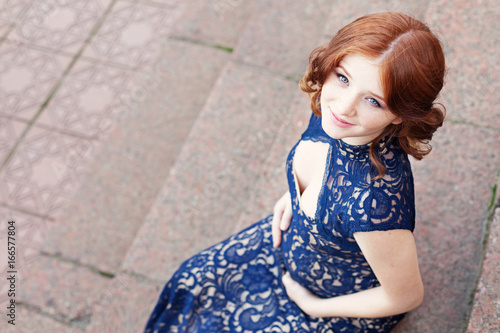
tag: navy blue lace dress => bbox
[145,113,415,332]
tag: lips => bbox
[329,107,354,128]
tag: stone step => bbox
[10,1,241,330]
[11,38,232,332]
[40,37,232,274]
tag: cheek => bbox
[359,110,392,129]
[320,81,338,100]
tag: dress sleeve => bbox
[347,155,416,236]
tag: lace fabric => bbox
[145,112,414,332]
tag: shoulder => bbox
[346,141,416,235]
[373,140,414,191]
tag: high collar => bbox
[333,135,391,162]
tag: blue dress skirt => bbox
[145,113,415,332]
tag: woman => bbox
[145,12,446,332]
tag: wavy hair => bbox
[300,12,446,178]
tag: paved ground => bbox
[0,0,498,332]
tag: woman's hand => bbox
[282,272,322,317]
[272,191,292,248]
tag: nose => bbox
[337,93,357,117]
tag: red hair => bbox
[300,12,446,178]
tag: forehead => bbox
[338,54,384,94]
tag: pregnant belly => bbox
[280,215,336,297]
[280,214,372,298]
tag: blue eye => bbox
[368,97,381,108]
[337,74,349,85]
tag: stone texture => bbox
[82,1,182,69]
[425,0,500,129]
[233,0,334,77]
[17,255,110,323]
[1,305,79,333]
[467,208,500,332]
[0,116,27,164]
[85,274,164,333]
[0,0,30,38]
[322,0,432,42]
[35,58,136,138]
[121,61,297,281]
[233,90,311,233]
[0,125,99,216]
[0,206,54,300]
[171,0,258,48]
[42,39,230,273]
[0,40,73,121]
[8,0,113,55]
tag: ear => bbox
[391,117,403,125]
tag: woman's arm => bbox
[282,229,424,318]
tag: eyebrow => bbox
[338,65,387,104]
[369,91,386,104]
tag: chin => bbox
[321,121,342,140]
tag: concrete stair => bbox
[2,0,498,332]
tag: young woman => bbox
[145,12,446,332]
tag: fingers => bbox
[272,198,285,248]
[282,272,298,298]
[272,218,282,248]
[273,191,292,248]
[282,271,292,285]
[282,272,317,316]
[282,271,297,286]
[280,199,292,231]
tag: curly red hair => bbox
[300,12,446,178]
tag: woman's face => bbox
[320,54,401,146]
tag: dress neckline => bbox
[290,141,333,221]
[333,136,391,163]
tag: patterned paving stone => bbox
[467,207,500,332]
[36,58,136,138]
[0,40,73,121]
[0,0,31,39]
[0,116,27,165]
[41,39,230,273]
[8,0,113,55]
[0,125,99,216]
[85,274,163,333]
[82,1,182,69]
